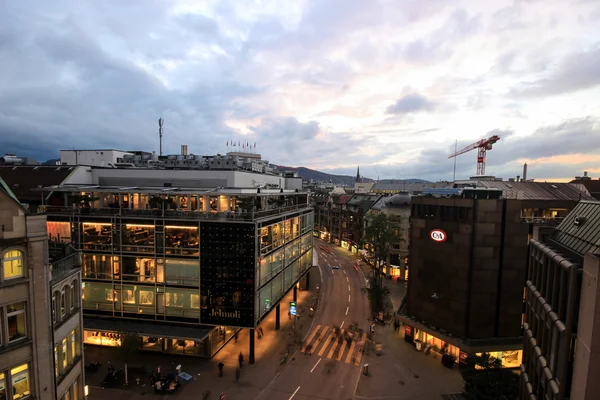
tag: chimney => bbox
[523,163,528,182]
[584,171,588,177]
[181,145,188,156]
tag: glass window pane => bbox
[62,338,68,368]
[122,224,155,252]
[10,364,30,398]
[71,330,77,359]
[165,259,199,285]
[8,303,27,342]
[3,250,24,279]
[82,254,113,279]
[82,222,112,251]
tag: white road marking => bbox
[289,386,301,400]
[345,306,349,315]
[310,358,322,373]
[343,270,347,275]
[340,321,345,329]
[346,276,349,282]
[348,285,351,291]
[348,294,351,302]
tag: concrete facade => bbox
[60,150,133,167]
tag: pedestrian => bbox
[238,352,244,369]
[218,361,224,377]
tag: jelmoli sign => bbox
[209,309,242,319]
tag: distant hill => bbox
[276,166,431,186]
[276,166,371,186]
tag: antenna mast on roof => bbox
[453,139,457,181]
[158,118,164,157]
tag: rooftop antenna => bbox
[452,139,457,181]
[158,118,164,157]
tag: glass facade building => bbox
[45,189,314,358]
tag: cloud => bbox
[0,0,598,184]
[511,45,600,97]
[386,94,436,115]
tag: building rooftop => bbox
[550,201,600,259]
[35,184,304,196]
[0,166,76,203]
[83,317,213,342]
[454,179,594,201]
[570,177,600,200]
[371,193,412,210]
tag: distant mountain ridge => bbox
[276,165,431,186]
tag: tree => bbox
[460,353,520,400]
[365,275,390,315]
[365,213,397,286]
[118,332,140,385]
[237,196,256,212]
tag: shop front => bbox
[340,240,350,250]
[402,322,523,369]
[83,318,237,358]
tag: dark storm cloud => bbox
[386,94,435,115]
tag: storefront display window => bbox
[11,364,30,399]
[83,331,122,347]
[82,282,115,311]
[165,291,184,307]
[122,286,137,304]
[139,289,154,306]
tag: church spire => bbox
[356,166,361,183]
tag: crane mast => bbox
[448,135,500,176]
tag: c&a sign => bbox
[430,229,447,243]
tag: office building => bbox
[34,161,313,363]
[398,183,593,367]
[520,201,600,400]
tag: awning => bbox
[84,317,214,342]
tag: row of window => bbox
[0,302,27,347]
[258,233,312,287]
[411,204,472,222]
[0,363,31,400]
[259,214,313,253]
[54,329,80,381]
[52,282,78,325]
[59,379,79,400]
[82,256,200,284]
[0,250,25,282]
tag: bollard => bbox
[363,364,369,376]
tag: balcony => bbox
[41,203,309,222]
[50,244,82,283]
[520,215,565,226]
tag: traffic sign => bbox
[289,301,297,316]
[430,229,447,243]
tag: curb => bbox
[272,263,323,381]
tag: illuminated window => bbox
[62,338,68,368]
[55,345,59,376]
[2,249,24,280]
[71,330,77,359]
[11,363,30,399]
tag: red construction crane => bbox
[448,134,501,176]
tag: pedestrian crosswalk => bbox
[301,324,368,365]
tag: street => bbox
[254,239,370,400]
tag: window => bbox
[7,302,27,343]
[62,338,68,369]
[54,346,59,377]
[2,249,24,280]
[71,330,77,359]
[69,285,75,311]
[11,363,30,399]
[60,289,66,317]
[52,296,57,323]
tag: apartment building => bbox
[50,242,84,400]
[0,182,54,400]
[520,201,600,400]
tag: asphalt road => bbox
[254,239,370,400]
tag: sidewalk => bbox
[85,265,322,400]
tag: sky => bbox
[1,0,599,182]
